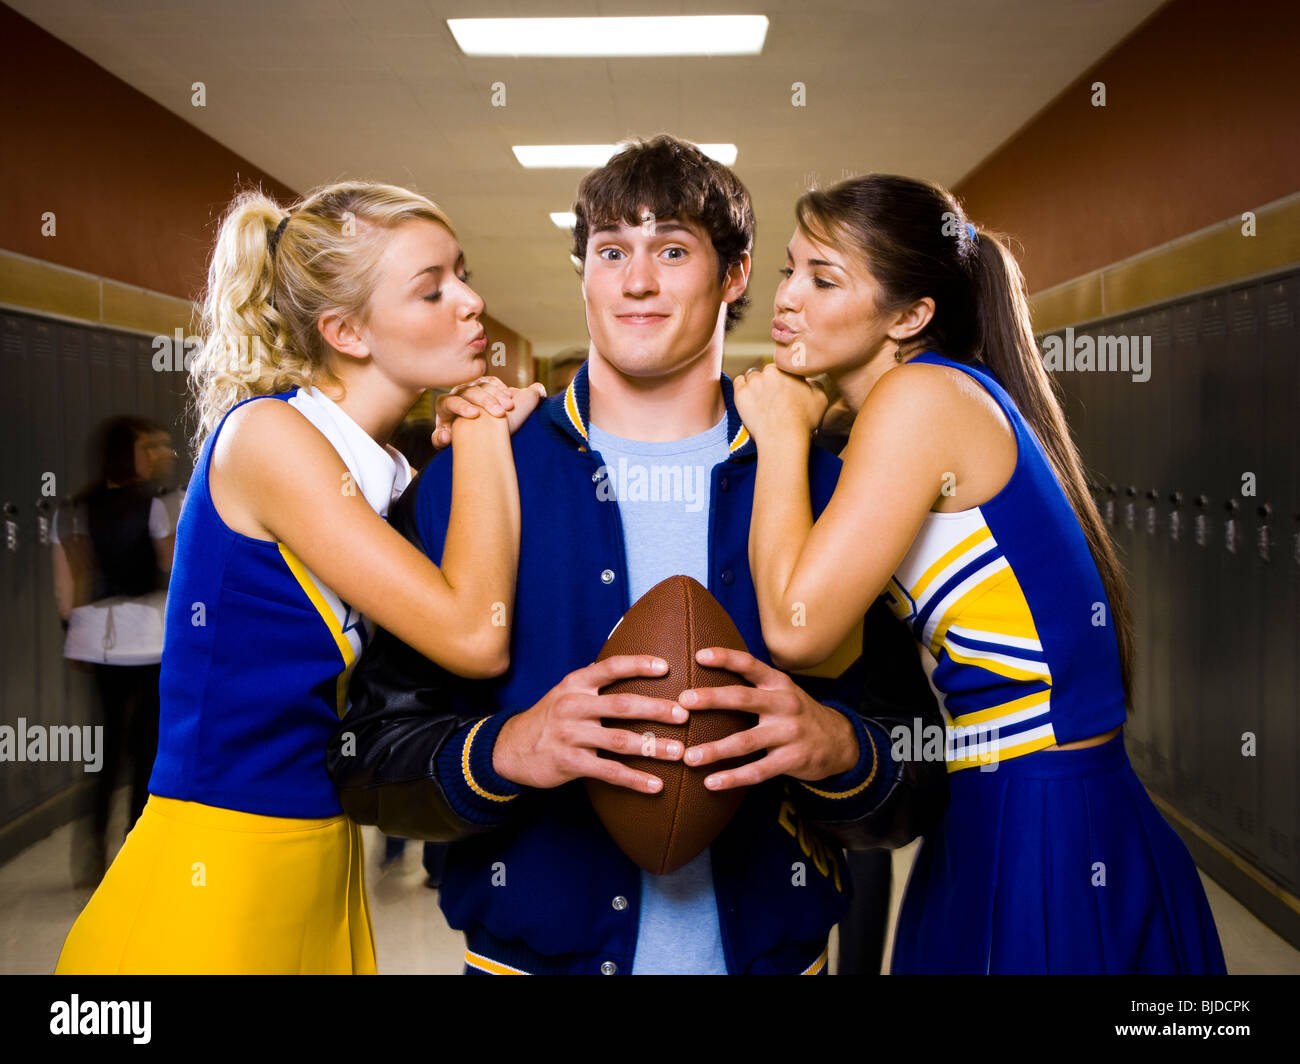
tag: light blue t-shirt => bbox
[587,412,733,975]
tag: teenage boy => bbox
[327,135,946,975]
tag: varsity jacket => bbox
[326,362,947,975]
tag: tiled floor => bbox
[5,790,1298,975]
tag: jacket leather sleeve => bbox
[787,598,949,851]
[324,469,533,842]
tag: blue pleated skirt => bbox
[890,731,1227,974]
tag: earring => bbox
[893,338,903,363]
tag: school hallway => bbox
[4,786,1297,975]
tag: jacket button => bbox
[600,961,618,975]
[721,569,734,586]
[720,475,729,492]
[612,895,628,911]
[601,569,615,584]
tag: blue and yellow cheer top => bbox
[149,388,412,817]
[882,351,1128,771]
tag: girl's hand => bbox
[433,377,547,448]
[733,363,829,443]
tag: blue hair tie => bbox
[965,222,979,246]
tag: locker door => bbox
[27,318,75,800]
[1218,285,1264,862]
[1140,308,1174,797]
[1257,273,1299,891]
[108,331,137,423]
[1168,298,1203,814]
[0,314,42,816]
[1194,293,1234,840]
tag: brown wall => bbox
[953,0,1300,294]
[0,2,534,386]
[0,3,298,303]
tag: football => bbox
[585,575,758,875]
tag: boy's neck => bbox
[586,348,727,442]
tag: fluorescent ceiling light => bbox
[515,143,738,168]
[448,16,768,57]
[550,212,577,229]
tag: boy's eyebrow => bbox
[592,219,697,237]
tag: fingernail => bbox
[652,658,668,672]
[671,704,687,723]
[704,776,719,789]
[697,648,713,661]
[647,777,662,793]
[685,749,701,765]
[666,742,682,758]
[681,690,697,706]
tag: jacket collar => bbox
[545,359,755,460]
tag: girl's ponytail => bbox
[189,192,299,449]
[189,181,457,453]
[972,230,1136,703]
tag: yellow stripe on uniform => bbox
[801,945,829,974]
[928,566,1040,656]
[729,424,750,452]
[950,687,1051,728]
[462,719,520,803]
[277,543,354,717]
[910,526,993,602]
[464,949,530,974]
[564,380,588,441]
[946,730,1058,773]
[943,644,1051,684]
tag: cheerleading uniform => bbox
[885,350,1225,973]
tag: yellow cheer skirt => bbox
[55,794,376,974]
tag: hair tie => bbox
[268,214,291,260]
[965,222,979,246]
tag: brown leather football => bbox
[585,575,758,875]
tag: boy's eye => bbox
[662,247,685,260]
[778,267,793,278]
[598,247,623,260]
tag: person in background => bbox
[52,415,174,888]
[140,426,183,531]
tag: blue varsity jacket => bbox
[326,361,947,975]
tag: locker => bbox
[1192,292,1234,839]
[1139,308,1174,797]
[1168,298,1204,815]
[1257,275,1299,891]
[1217,285,1264,862]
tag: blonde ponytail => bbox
[189,181,456,452]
